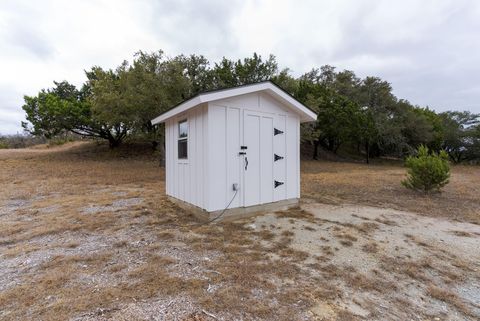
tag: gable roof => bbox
[151,81,317,124]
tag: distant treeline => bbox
[21,51,480,163]
[0,134,47,149]
[0,133,79,149]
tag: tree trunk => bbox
[158,141,165,167]
[448,151,462,164]
[108,138,121,149]
[333,144,341,154]
[328,138,335,152]
[313,141,319,160]
[365,141,370,164]
[108,127,128,149]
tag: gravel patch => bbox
[0,232,114,292]
[158,242,223,280]
[0,199,31,216]
[457,280,480,315]
[250,203,480,320]
[38,204,61,214]
[71,296,217,321]
[81,198,143,214]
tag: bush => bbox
[0,134,47,149]
[402,145,450,193]
[47,135,76,147]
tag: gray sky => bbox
[1,0,480,134]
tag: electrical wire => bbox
[166,188,239,228]
[195,188,238,225]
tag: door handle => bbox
[244,157,248,170]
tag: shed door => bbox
[243,110,274,207]
[273,115,287,201]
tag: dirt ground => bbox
[301,160,480,225]
[0,142,479,321]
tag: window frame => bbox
[177,119,188,160]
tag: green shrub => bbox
[402,145,450,193]
[48,137,73,147]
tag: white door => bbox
[273,115,287,201]
[243,110,274,206]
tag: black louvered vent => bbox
[274,128,284,136]
[274,154,284,161]
[274,180,284,188]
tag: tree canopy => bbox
[21,51,480,163]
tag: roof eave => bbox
[151,96,203,125]
[262,87,317,123]
[151,81,317,125]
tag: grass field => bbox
[301,159,480,225]
[1,142,479,321]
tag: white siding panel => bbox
[165,121,170,196]
[166,105,209,208]
[260,116,274,204]
[179,163,185,200]
[207,105,227,211]
[273,115,287,201]
[297,117,300,198]
[226,107,241,208]
[259,93,290,115]
[186,162,191,202]
[174,118,179,199]
[170,120,178,198]
[185,115,194,204]
[202,104,209,209]
[171,120,176,197]
[165,92,301,212]
[216,93,260,109]
[188,113,193,203]
[194,107,202,208]
[243,113,261,207]
[286,115,299,198]
[169,119,175,196]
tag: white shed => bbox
[152,81,316,220]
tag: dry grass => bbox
[361,241,379,253]
[333,227,359,247]
[380,256,432,281]
[1,143,479,321]
[274,206,317,223]
[450,230,475,237]
[335,309,358,321]
[302,160,480,224]
[354,222,379,234]
[0,140,314,320]
[1,252,114,319]
[0,143,202,320]
[427,285,473,316]
[345,271,397,293]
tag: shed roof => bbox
[151,81,317,124]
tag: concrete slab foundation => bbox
[167,196,299,222]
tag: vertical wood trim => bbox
[296,118,300,198]
[203,103,209,210]
[224,106,228,206]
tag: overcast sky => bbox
[1,0,479,134]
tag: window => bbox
[178,119,188,159]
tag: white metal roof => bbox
[151,81,317,124]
